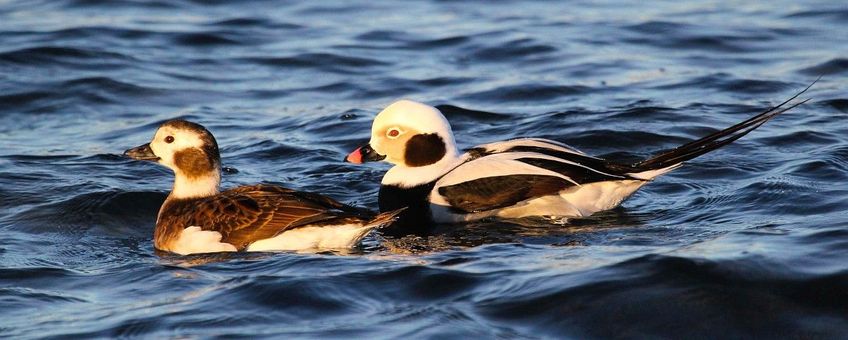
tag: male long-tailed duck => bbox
[345,83,813,233]
[124,119,401,255]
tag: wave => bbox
[0,46,134,65]
[63,0,179,9]
[624,20,692,34]
[171,32,241,46]
[355,30,471,50]
[470,253,848,337]
[799,58,848,76]
[207,17,302,30]
[464,83,594,102]
[467,38,557,62]
[784,8,848,22]
[655,74,793,94]
[7,189,163,237]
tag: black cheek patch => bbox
[404,133,446,167]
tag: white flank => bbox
[429,180,647,223]
[430,180,647,223]
[494,195,584,220]
[246,224,375,252]
[558,180,646,216]
[171,226,237,255]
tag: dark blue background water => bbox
[1,0,847,338]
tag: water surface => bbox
[1,0,847,338]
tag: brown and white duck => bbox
[124,119,400,255]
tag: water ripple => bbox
[799,58,848,76]
[0,0,846,338]
[0,46,133,65]
[464,83,593,102]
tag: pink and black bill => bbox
[345,144,385,164]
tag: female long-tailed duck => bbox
[124,119,401,255]
[345,83,813,233]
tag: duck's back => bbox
[155,184,371,252]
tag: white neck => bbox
[382,148,466,188]
[169,171,221,200]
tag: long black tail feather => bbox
[630,77,818,173]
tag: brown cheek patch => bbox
[404,133,446,167]
[174,148,215,178]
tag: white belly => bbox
[168,224,376,255]
[430,180,647,223]
[246,224,375,252]
[556,180,646,216]
[170,226,238,255]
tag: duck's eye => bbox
[387,128,400,138]
[165,136,175,143]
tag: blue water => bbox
[2,0,847,338]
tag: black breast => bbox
[378,182,437,236]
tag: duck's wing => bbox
[165,185,367,250]
[467,138,589,158]
[434,151,631,213]
[284,188,374,216]
[465,137,636,174]
[437,174,571,212]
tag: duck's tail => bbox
[364,208,407,229]
[626,78,818,180]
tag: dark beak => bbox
[124,143,160,162]
[345,143,386,164]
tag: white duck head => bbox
[346,100,462,187]
[125,119,221,199]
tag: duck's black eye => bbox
[165,136,174,143]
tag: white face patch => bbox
[369,99,459,166]
[148,126,207,171]
[146,123,221,199]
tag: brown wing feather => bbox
[156,184,374,251]
[437,175,573,213]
